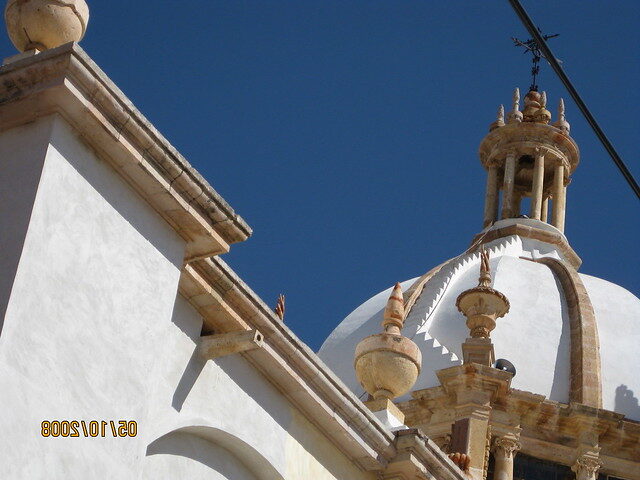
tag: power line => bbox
[508,0,640,201]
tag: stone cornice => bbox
[400,384,640,476]
[471,222,582,269]
[180,256,399,471]
[0,42,251,261]
[478,121,580,173]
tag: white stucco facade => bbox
[0,114,380,479]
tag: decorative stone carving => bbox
[493,436,521,458]
[572,453,602,480]
[506,88,523,123]
[553,98,571,134]
[5,0,89,52]
[492,436,521,480]
[456,249,510,339]
[354,283,421,400]
[490,104,505,131]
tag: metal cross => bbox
[512,28,559,92]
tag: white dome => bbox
[319,219,640,421]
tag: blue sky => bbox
[3,1,637,351]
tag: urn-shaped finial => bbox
[5,0,89,52]
[456,248,510,339]
[354,283,421,400]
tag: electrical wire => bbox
[508,0,640,201]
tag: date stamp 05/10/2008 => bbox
[41,420,137,438]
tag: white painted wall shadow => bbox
[145,426,284,480]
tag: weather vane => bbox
[512,28,559,92]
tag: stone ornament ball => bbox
[5,0,89,52]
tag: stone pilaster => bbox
[492,436,521,480]
[437,364,513,480]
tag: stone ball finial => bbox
[5,0,89,52]
[354,283,421,400]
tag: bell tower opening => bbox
[479,89,578,232]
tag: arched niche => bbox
[144,426,285,480]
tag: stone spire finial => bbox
[506,88,523,123]
[489,105,505,131]
[478,247,491,287]
[382,282,405,334]
[354,283,421,400]
[554,98,571,134]
[5,0,90,53]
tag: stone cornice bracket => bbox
[199,329,264,359]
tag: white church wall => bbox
[144,430,259,480]
[0,114,187,479]
[0,113,376,479]
[144,293,375,480]
[490,256,571,403]
[0,117,55,335]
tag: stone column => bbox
[551,163,566,231]
[541,195,549,223]
[512,192,522,217]
[530,151,545,219]
[492,436,521,480]
[501,152,516,219]
[483,166,499,227]
[572,453,602,480]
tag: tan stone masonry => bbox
[536,258,603,409]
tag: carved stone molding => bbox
[572,453,602,480]
[493,436,521,458]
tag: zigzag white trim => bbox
[403,235,523,371]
